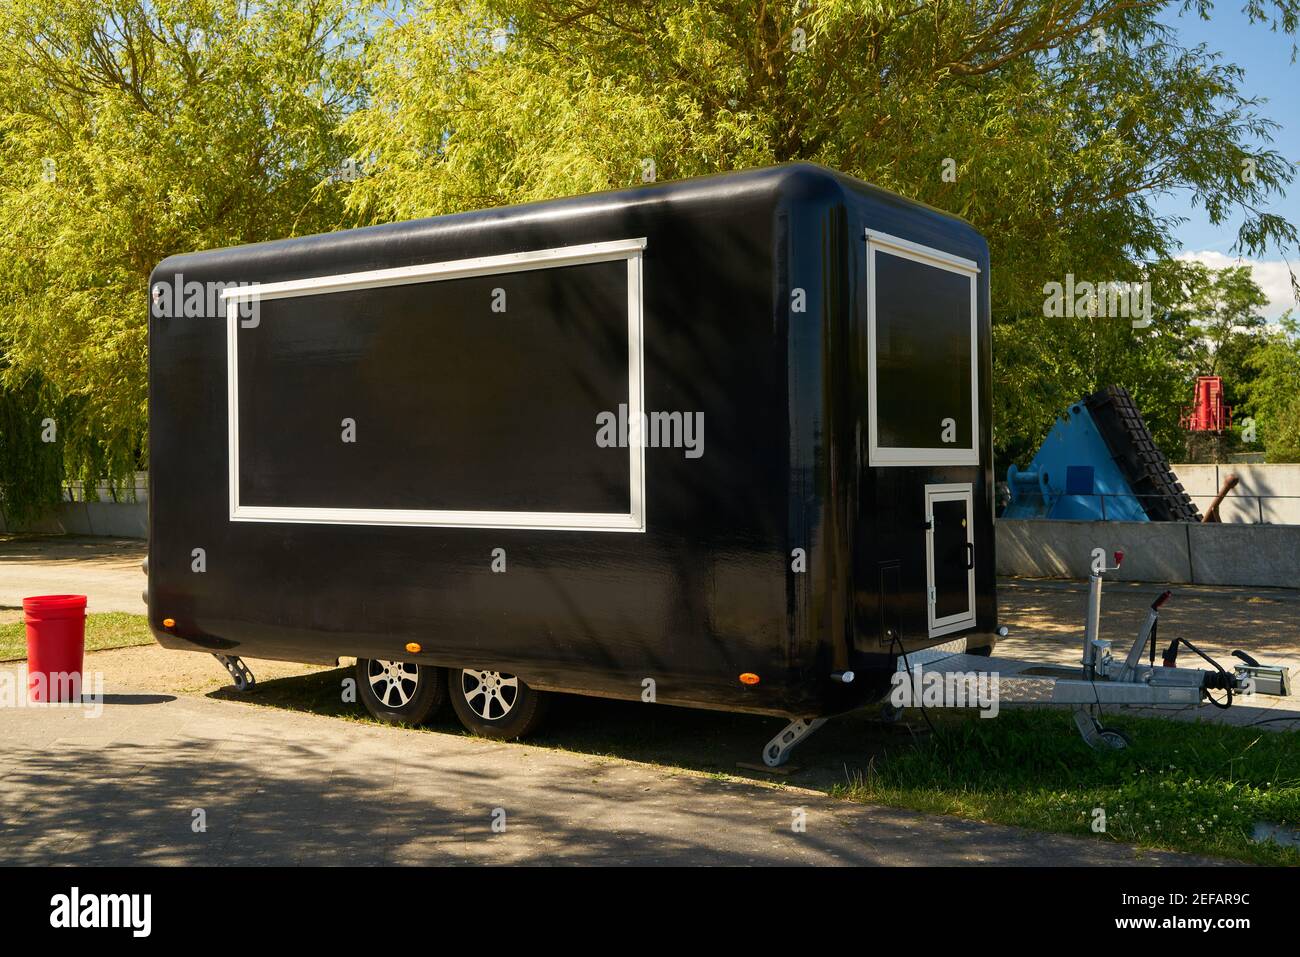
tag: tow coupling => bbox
[889,550,1293,753]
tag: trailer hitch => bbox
[878,560,1291,756]
[1062,568,1291,749]
[1231,650,1292,697]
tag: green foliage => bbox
[0,369,63,523]
[0,0,364,512]
[1242,315,1300,461]
[342,0,1298,466]
[993,260,1207,467]
[0,0,1297,509]
[1185,263,1270,402]
[341,1,776,220]
[345,1,1298,282]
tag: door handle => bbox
[965,542,974,569]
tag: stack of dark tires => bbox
[1084,386,1201,523]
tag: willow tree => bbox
[0,0,364,510]
[343,0,1298,465]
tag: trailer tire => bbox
[356,659,447,726]
[449,668,548,740]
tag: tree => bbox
[341,0,1299,466]
[1185,262,1269,395]
[0,0,364,506]
[1242,315,1300,462]
[0,368,63,522]
[1,0,1297,513]
[993,258,1210,467]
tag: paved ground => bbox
[0,683,1207,866]
[2,533,1294,865]
[0,535,145,624]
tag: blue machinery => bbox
[1005,400,1148,521]
[1003,386,1200,523]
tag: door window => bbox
[925,483,976,638]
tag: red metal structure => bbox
[1181,375,1231,433]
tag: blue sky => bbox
[1154,4,1298,318]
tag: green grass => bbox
[832,708,1300,865]
[0,612,154,661]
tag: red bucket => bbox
[24,594,87,702]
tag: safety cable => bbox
[889,629,937,735]
[1166,636,1234,710]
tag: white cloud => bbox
[1175,250,1298,322]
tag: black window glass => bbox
[874,250,973,451]
[236,259,632,513]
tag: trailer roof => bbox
[153,163,983,286]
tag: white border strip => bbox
[924,482,978,638]
[221,238,648,303]
[226,239,648,532]
[866,229,980,467]
[864,229,980,274]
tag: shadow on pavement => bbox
[101,693,177,705]
[206,665,938,793]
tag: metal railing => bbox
[998,490,1300,525]
[60,473,148,505]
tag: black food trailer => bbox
[147,162,998,764]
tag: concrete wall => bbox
[1187,522,1300,588]
[0,501,147,538]
[1171,463,1300,525]
[997,519,1300,588]
[1,472,147,538]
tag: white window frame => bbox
[866,228,980,467]
[924,482,977,639]
[221,238,648,533]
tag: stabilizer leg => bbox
[213,654,255,692]
[763,717,827,767]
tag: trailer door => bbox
[924,483,975,638]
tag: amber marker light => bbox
[405,642,422,654]
[739,672,760,686]
[162,618,175,628]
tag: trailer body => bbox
[147,163,997,719]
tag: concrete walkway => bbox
[0,681,1204,866]
[0,535,145,623]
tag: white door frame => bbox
[924,482,976,638]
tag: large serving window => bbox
[866,230,979,466]
[223,239,646,531]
